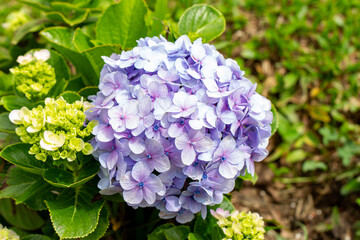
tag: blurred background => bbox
[0,0,359,239]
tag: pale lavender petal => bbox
[165,196,181,212]
[175,133,189,150]
[123,188,143,205]
[181,145,196,165]
[194,137,212,153]
[120,172,137,190]
[143,187,156,204]
[131,161,152,182]
[219,161,238,179]
[129,137,145,154]
[220,111,236,124]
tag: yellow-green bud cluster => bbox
[0,224,20,240]
[211,209,265,240]
[2,10,30,33]
[10,50,56,100]
[9,97,97,162]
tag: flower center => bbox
[192,161,199,167]
[221,156,226,162]
[147,154,152,159]
[165,151,169,156]
[179,120,185,125]
[194,189,200,195]
[137,181,144,189]
[120,116,125,119]
[202,173,208,180]
[153,124,159,131]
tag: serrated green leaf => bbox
[0,112,15,133]
[0,143,50,174]
[0,199,45,231]
[148,223,174,240]
[178,4,226,42]
[46,2,90,26]
[96,0,149,48]
[45,184,104,239]
[59,91,82,103]
[0,167,54,210]
[40,27,98,85]
[2,95,34,111]
[164,226,190,240]
[43,162,99,188]
[81,207,109,240]
[46,49,71,82]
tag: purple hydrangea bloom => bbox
[87,35,273,223]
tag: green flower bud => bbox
[35,153,47,162]
[212,209,265,240]
[10,53,56,100]
[29,145,40,155]
[69,138,84,152]
[0,224,20,240]
[2,10,30,33]
[60,150,69,159]
[51,151,61,160]
[67,150,77,162]
[82,142,94,155]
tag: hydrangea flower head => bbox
[87,35,272,223]
[211,208,265,240]
[10,50,55,100]
[0,224,20,240]
[9,97,96,162]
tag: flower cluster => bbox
[87,35,272,223]
[10,50,56,100]
[2,9,30,33]
[211,208,265,240]
[9,97,96,162]
[0,224,20,240]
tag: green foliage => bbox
[178,4,225,42]
[96,0,149,48]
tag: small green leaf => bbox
[81,207,110,240]
[45,184,104,239]
[43,162,99,188]
[178,4,226,42]
[285,149,307,163]
[22,234,52,240]
[0,112,16,133]
[271,104,279,135]
[0,199,45,231]
[188,233,204,240]
[96,0,149,48]
[164,226,190,240]
[238,171,258,185]
[148,223,174,240]
[59,91,82,103]
[2,95,34,111]
[0,143,50,174]
[302,160,327,172]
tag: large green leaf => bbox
[45,184,104,239]
[40,27,98,85]
[12,19,49,45]
[0,199,45,231]
[47,49,71,82]
[74,28,94,52]
[0,112,15,133]
[164,226,190,240]
[0,167,54,210]
[0,143,50,174]
[81,207,109,240]
[178,4,226,42]
[78,86,99,99]
[2,95,34,111]
[96,0,149,49]
[43,162,99,188]
[149,0,168,36]
[22,235,52,240]
[46,2,90,26]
